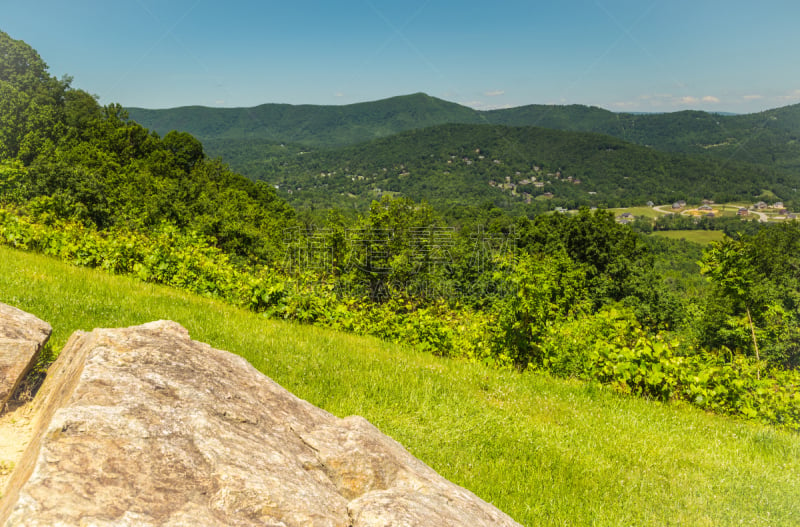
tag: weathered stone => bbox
[0,303,52,411]
[0,321,520,526]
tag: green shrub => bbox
[1,206,798,431]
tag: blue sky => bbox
[2,0,799,113]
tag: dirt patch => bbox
[0,399,35,498]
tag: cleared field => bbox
[609,206,664,218]
[650,230,727,244]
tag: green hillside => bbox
[129,93,800,172]
[128,93,483,148]
[128,94,800,211]
[4,245,800,527]
[474,101,800,170]
[511,104,800,171]
[239,123,793,212]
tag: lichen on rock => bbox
[0,319,520,526]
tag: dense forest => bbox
[128,93,482,147]
[129,93,800,212]
[0,31,293,264]
[486,103,800,171]
[129,93,800,174]
[222,124,792,213]
[2,30,799,431]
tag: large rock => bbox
[0,303,52,411]
[0,321,520,526]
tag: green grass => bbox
[2,245,800,526]
[608,206,665,218]
[650,230,727,245]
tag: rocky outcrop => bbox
[0,319,520,526]
[0,304,51,411]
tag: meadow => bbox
[2,245,799,526]
[650,230,728,245]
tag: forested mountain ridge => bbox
[487,103,800,170]
[128,93,483,148]
[128,94,800,172]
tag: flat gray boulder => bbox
[0,303,52,412]
[0,320,520,526]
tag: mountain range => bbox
[129,93,800,167]
[127,94,800,212]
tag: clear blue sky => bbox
[2,0,799,113]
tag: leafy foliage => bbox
[0,30,295,264]
[699,224,800,369]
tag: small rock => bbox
[0,303,52,412]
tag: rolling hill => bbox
[128,93,483,148]
[128,94,800,172]
[486,103,800,170]
[243,123,792,212]
[127,94,800,212]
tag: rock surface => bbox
[0,303,52,411]
[0,320,521,526]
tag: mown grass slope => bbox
[2,245,799,526]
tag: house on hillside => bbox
[699,205,713,211]
[738,207,749,216]
[755,201,768,210]
[672,200,686,209]
[774,201,784,209]
[646,201,655,207]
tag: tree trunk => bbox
[745,305,761,380]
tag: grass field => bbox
[650,230,727,245]
[2,245,799,526]
[608,206,665,219]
